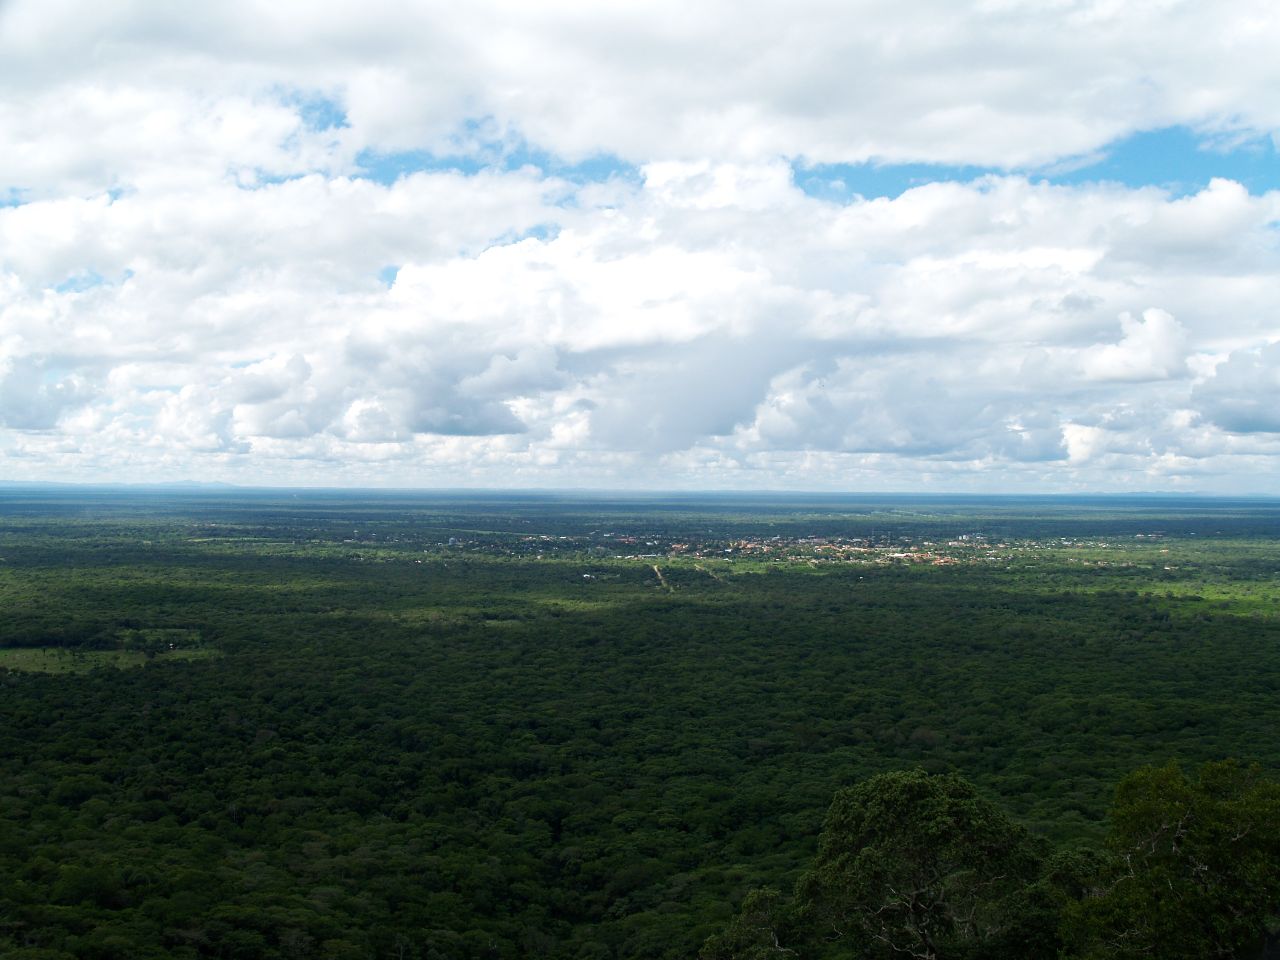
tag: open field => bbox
[0,645,219,673]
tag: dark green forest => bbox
[2,488,1279,958]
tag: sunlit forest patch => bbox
[0,645,221,673]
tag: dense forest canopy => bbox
[1,489,1278,958]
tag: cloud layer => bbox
[3,1,1280,490]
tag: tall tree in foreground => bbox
[793,769,1049,959]
[699,888,797,960]
[1065,759,1280,959]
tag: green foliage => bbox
[699,888,795,960]
[2,490,1280,958]
[706,765,1280,960]
[1065,760,1280,959]
[794,770,1047,959]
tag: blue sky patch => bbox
[54,271,107,294]
[1046,126,1280,196]
[339,115,1277,201]
[504,143,638,185]
[356,149,461,183]
[510,223,559,243]
[52,269,133,294]
[378,265,400,287]
[792,161,990,201]
[793,126,1280,202]
[292,93,350,132]
[354,116,639,186]
[246,170,312,189]
[354,145,638,186]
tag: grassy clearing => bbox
[0,646,221,674]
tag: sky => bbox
[2,1,1280,492]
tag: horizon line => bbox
[3,480,1280,501]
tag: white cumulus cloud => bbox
[4,3,1280,490]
